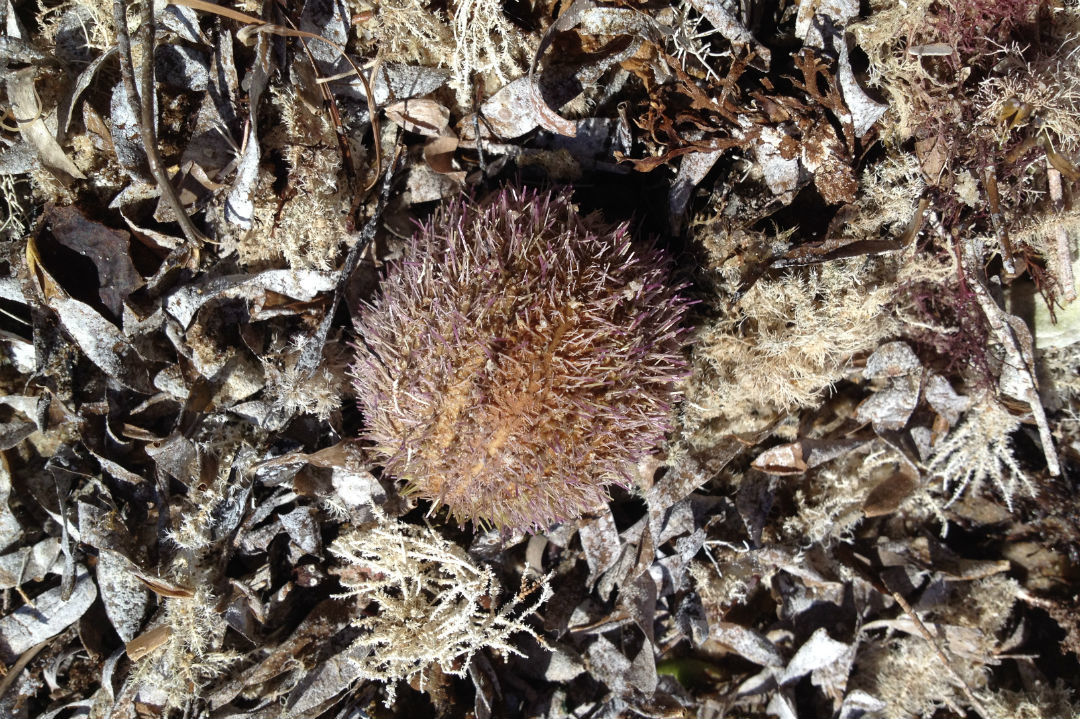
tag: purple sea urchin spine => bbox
[352,187,691,533]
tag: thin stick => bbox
[168,0,382,192]
[112,0,209,245]
[1047,165,1076,303]
[890,589,994,719]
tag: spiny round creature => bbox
[351,187,691,533]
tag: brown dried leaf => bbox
[43,205,142,317]
[752,443,808,475]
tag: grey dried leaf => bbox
[924,374,970,426]
[674,591,710,646]
[585,635,633,695]
[0,538,61,589]
[59,47,118,137]
[687,0,770,67]
[97,549,150,643]
[0,36,48,64]
[463,78,545,140]
[144,434,198,483]
[35,698,94,719]
[863,341,922,379]
[652,499,696,546]
[285,643,369,715]
[299,0,351,79]
[45,204,142,317]
[384,99,451,137]
[224,35,271,228]
[0,568,96,662]
[709,622,784,667]
[0,137,38,175]
[160,3,205,43]
[212,599,349,709]
[465,1,643,142]
[656,529,706,595]
[580,508,621,586]
[617,573,658,646]
[596,543,638,603]
[766,691,799,719]
[373,63,450,104]
[669,151,722,232]
[753,443,809,475]
[837,41,888,138]
[165,269,337,328]
[50,296,154,393]
[856,376,921,432]
[793,0,885,137]
[644,454,717,513]
[543,642,586,681]
[0,421,34,452]
[858,342,924,432]
[627,639,658,694]
[280,506,320,556]
[777,628,850,685]
[794,0,859,40]
[837,690,887,719]
[752,125,802,199]
[77,502,133,555]
[109,80,148,179]
[470,653,500,719]
[7,67,85,181]
[331,466,385,513]
[0,454,22,553]
[155,45,210,91]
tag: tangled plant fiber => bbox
[331,516,550,704]
[352,187,690,533]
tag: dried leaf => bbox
[0,538,61,589]
[0,568,96,662]
[6,68,86,181]
[777,628,849,685]
[579,508,621,586]
[862,471,919,517]
[59,47,118,137]
[709,622,783,667]
[924,374,970,426]
[43,204,142,317]
[97,550,151,643]
[125,625,171,661]
[0,454,25,553]
[752,443,808,475]
[224,35,271,228]
[384,99,451,137]
[164,269,337,328]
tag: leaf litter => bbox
[0,0,1078,717]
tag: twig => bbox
[0,640,48,699]
[982,162,1020,278]
[1047,165,1076,303]
[168,0,382,192]
[889,589,995,719]
[112,0,209,245]
[283,14,356,186]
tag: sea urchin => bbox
[352,187,690,533]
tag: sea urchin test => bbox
[351,188,690,533]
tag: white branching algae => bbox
[330,516,551,704]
